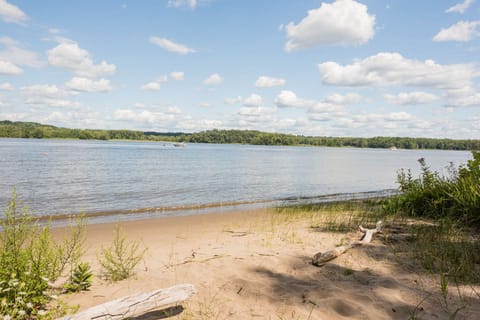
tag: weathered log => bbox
[312,221,382,267]
[62,284,196,320]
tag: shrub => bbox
[384,151,480,226]
[0,190,86,319]
[98,225,147,282]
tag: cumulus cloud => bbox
[0,37,43,67]
[433,20,480,42]
[447,92,480,107]
[141,75,168,91]
[0,0,28,24]
[141,82,161,91]
[21,84,80,108]
[384,91,439,105]
[47,40,116,78]
[243,94,263,107]
[275,90,312,109]
[149,36,195,55]
[275,90,346,122]
[285,0,375,51]
[0,82,13,90]
[254,76,286,88]
[65,77,112,93]
[238,106,276,117]
[325,93,362,105]
[170,71,184,80]
[113,109,177,124]
[0,59,22,75]
[446,0,474,14]
[168,0,197,9]
[203,73,223,85]
[318,52,477,90]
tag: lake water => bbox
[0,138,473,223]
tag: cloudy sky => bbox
[1,0,480,138]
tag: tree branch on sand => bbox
[312,221,382,267]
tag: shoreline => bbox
[40,189,398,227]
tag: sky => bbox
[0,0,480,138]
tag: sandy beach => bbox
[58,208,480,320]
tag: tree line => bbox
[1,120,479,150]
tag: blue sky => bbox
[0,0,479,138]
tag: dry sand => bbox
[58,208,480,320]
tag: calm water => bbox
[0,138,473,221]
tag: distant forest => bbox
[1,120,479,150]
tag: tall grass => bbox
[384,151,480,226]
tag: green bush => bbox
[0,190,85,319]
[98,225,147,282]
[384,151,480,226]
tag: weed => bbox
[63,262,93,293]
[98,224,147,281]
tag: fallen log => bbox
[62,283,196,320]
[312,221,382,267]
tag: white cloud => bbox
[178,119,224,131]
[21,84,71,98]
[384,91,439,105]
[224,96,242,104]
[275,90,345,122]
[238,106,276,117]
[243,94,263,107]
[170,71,184,80]
[325,93,361,105]
[141,82,161,91]
[433,20,480,42]
[0,59,22,75]
[0,37,43,67]
[285,0,375,51]
[168,0,197,9]
[0,82,13,90]
[386,111,413,121]
[275,90,312,109]
[65,77,112,93]
[200,102,211,108]
[318,52,477,90]
[149,36,195,55]
[47,40,116,78]
[113,109,176,124]
[0,0,28,24]
[254,76,286,88]
[447,92,480,107]
[203,73,223,85]
[21,84,80,108]
[141,75,168,91]
[446,0,474,14]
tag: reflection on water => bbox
[0,139,472,220]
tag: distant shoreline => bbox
[2,120,479,151]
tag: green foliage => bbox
[2,120,480,150]
[0,190,86,319]
[63,262,93,293]
[98,225,147,282]
[384,151,480,226]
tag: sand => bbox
[57,208,480,320]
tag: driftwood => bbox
[62,284,196,320]
[312,221,382,267]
